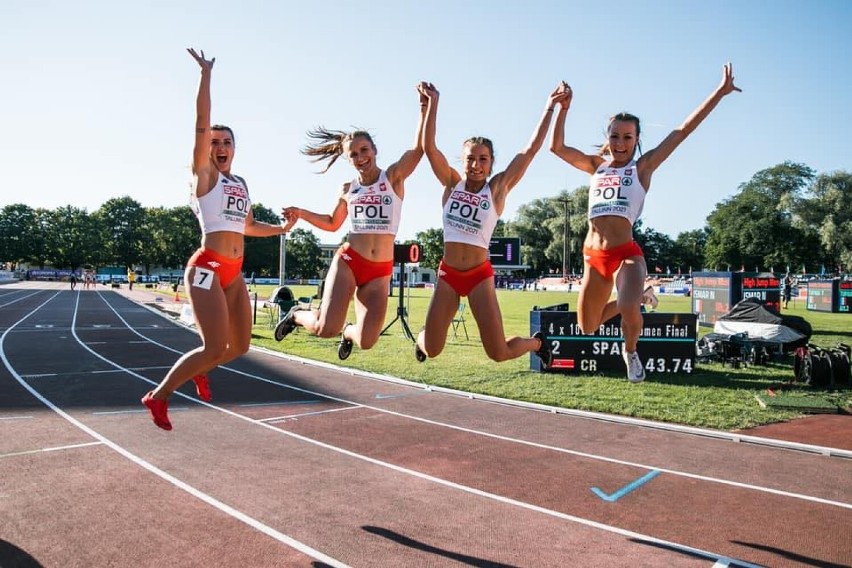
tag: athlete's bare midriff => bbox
[201,231,245,259]
[443,242,489,271]
[584,216,634,251]
[348,232,395,262]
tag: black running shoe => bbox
[274,306,303,341]
[338,323,353,360]
[414,343,427,363]
[533,331,552,367]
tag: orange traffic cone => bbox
[174,290,181,302]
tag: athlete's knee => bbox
[357,332,379,350]
[230,336,251,357]
[577,316,601,335]
[315,325,339,340]
[483,343,511,362]
[423,338,445,358]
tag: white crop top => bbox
[192,172,251,234]
[442,180,499,250]
[347,170,402,235]
[587,160,646,225]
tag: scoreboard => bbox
[807,280,836,312]
[530,306,697,375]
[741,274,781,312]
[807,279,852,313]
[840,281,852,313]
[489,237,522,267]
[692,272,781,326]
[692,272,734,326]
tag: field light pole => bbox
[278,234,286,286]
[562,199,570,278]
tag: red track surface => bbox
[1,282,850,567]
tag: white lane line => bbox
[0,415,34,420]
[0,292,350,568]
[0,441,103,459]
[0,290,43,309]
[92,407,190,416]
[72,332,762,568]
[96,291,852,512]
[79,296,770,567]
[239,400,322,408]
[260,405,364,423]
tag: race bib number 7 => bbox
[192,267,215,290]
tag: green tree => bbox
[797,170,852,271]
[505,187,587,277]
[144,206,199,272]
[244,203,282,277]
[704,162,815,272]
[414,227,443,272]
[95,196,147,269]
[30,208,53,269]
[635,225,676,275]
[673,229,708,273]
[48,206,99,270]
[284,228,323,279]
[0,204,37,267]
[507,197,556,276]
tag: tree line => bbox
[2,162,849,279]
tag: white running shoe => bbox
[642,286,659,310]
[623,350,646,383]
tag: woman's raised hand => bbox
[187,48,215,72]
[718,63,741,96]
[548,81,572,110]
[418,82,439,104]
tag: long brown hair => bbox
[597,112,642,158]
[302,127,375,173]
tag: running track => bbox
[1,282,850,567]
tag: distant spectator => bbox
[783,273,793,308]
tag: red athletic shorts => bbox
[582,241,644,279]
[438,259,495,297]
[187,247,244,289]
[338,243,393,287]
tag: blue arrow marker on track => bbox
[591,469,661,502]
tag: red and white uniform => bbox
[347,170,402,235]
[588,160,646,225]
[192,173,251,234]
[442,180,499,250]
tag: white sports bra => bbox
[192,172,251,234]
[587,160,646,225]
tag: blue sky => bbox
[2,0,850,244]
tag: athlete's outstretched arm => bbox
[492,83,569,196]
[640,63,741,176]
[187,48,215,177]
[281,187,348,233]
[244,209,295,237]
[550,82,600,175]
[387,84,429,188]
[420,83,460,190]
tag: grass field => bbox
[241,283,851,431]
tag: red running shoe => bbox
[193,374,212,402]
[141,391,172,431]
